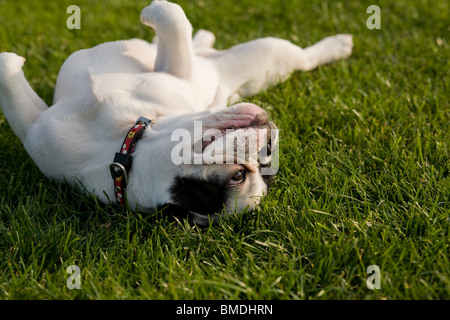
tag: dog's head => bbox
[129,103,278,225]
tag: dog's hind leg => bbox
[193,29,215,49]
[0,52,48,141]
[193,30,222,58]
[140,1,195,81]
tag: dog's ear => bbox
[158,203,221,227]
[169,176,228,215]
[157,203,191,223]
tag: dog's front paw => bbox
[0,52,26,78]
[318,34,353,63]
[140,0,188,32]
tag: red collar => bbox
[109,116,153,206]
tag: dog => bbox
[0,1,353,225]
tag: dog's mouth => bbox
[199,120,278,157]
[160,112,278,225]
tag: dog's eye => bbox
[228,170,246,185]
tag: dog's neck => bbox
[109,116,154,206]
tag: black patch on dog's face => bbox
[169,176,228,215]
[156,203,192,223]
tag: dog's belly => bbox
[23,39,222,202]
[53,38,221,114]
[54,39,156,103]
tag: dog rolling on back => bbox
[0,1,352,225]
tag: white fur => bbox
[0,1,353,222]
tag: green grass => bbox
[0,0,449,300]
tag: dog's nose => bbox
[258,120,278,166]
[265,121,277,155]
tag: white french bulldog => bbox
[0,1,353,225]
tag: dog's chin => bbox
[199,121,276,152]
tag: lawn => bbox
[0,0,448,300]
